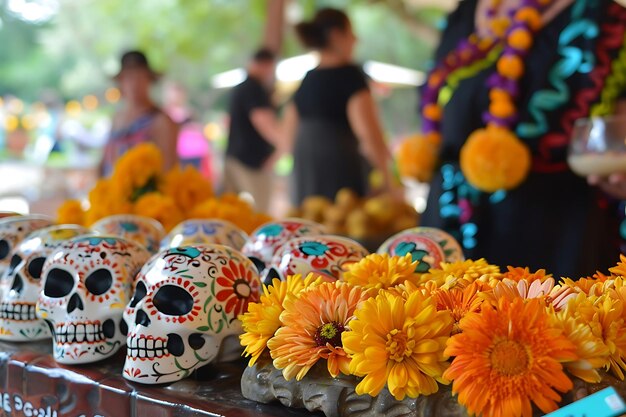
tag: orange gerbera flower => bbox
[239,274,322,366]
[610,254,626,278]
[433,282,484,334]
[444,298,577,417]
[489,278,576,311]
[267,281,368,380]
[502,266,552,283]
[560,272,610,296]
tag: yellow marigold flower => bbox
[565,293,626,380]
[160,165,213,216]
[133,192,184,232]
[85,179,133,225]
[395,133,440,183]
[444,298,577,417]
[610,254,626,278]
[268,281,368,380]
[239,274,322,366]
[341,253,420,291]
[488,278,576,311]
[460,126,531,193]
[111,143,163,199]
[423,258,501,288]
[190,195,271,235]
[433,282,484,335]
[551,309,610,383]
[57,200,85,226]
[342,291,453,401]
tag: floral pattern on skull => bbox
[160,219,248,251]
[242,218,326,275]
[263,235,369,283]
[123,244,260,384]
[92,214,165,253]
[0,225,90,341]
[36,236,150,364]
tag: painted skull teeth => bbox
[0,302,37,321]
[126,334,169,360]
[54,321,105,344]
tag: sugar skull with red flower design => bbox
[123,244,260,384]
[263,235,369,283]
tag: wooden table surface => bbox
[0,340,320,417]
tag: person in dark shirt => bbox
[283,8,399,205]
[224,48,283,212]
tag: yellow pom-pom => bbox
[396,133,440,183]
[508,28,533,50]
[423,104,443,122]
[515,8,542,31]
[460,127,531,192]
[497,55,524,80]
[489,99,516,119]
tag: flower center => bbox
[314,322,344,347]
[233,279,251,298]
[490,339,530,376]
[385,329,415,362]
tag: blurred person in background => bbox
[284,8,398,205]
[224,48,283,212]
[100,50,178,176]
[163,81,213,178]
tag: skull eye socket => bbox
[0,240,10,260]
[7,254,22,275]
[43,268,74,298]
[129,281,147,308]
[85,268,113,296]
[27,257,46,280]
[153,285,193,316]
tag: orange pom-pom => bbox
[489,89,511,103]
[396,133,440,183]
[508,28,533,50]
[490,17,510,38]
[460,127,531,192]
[489,100,516,119]
[423,104,443,122]
[515,8,542,31]
[497,55,524,80]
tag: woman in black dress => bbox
[284,8,397,205]
[420,0,626,277]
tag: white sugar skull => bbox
[242,218,326,274]
[0,215,53,277]
[160,219,248,251]
[37,236,150,364]
[92,214,165,253]
[123,244,261,384]
[264,235,369,283]
[0,225,90,341]
[377,227,464,273]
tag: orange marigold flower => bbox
[396,133,440,183]
[267,281,369,380]
[133,192,184,232]
[160,165,213,216]
[460,126,531,192]
[444,298,577,417]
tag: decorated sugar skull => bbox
[37,236,150,364]
[123,244,260,384]
[92,214,165,253]
[0,215,53,277]
[264,235,369,283]
[242,218,326,274]
[377,227,464,273]
[0,225,90,341]
[161,219,248,251]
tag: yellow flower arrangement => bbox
[422,258,501,289]
[268,281,370,380]
[57,200,85,225]
[341,253,421,291]
[343,290,453,400]
[56,144,271,231]
[239,274,323,366]
[444,298,577,417]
